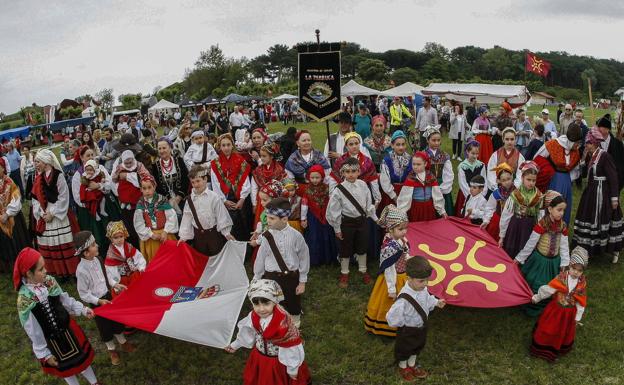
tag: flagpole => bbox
[524,50,527,84]
[588,78,596,124]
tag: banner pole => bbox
[315,29,333,151]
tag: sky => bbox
[1,0,623,114]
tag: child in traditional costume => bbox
[111,150,152,248]
[74,231,136,365]
[460,175,487,225]
[530,246,588,362]
[386,256,446,381]
[515,193,569,316]
[365,205,410,337]
[179,165,234,256]
[0,156,31,272]
[183,130,218,186]
[251,180,284,245]
[573,126,624,263]
[379,130,412,214]
[251,142,287,227]
[301,165,337,266]
[454,140,486,217]
[282,178,303,233]
[330,131,382,259]
[327,157,378,288]
[499,161,544,258]
[423,126,455,215]
[211,133,253,241]
[482,163,516,241]
[225,279,311,385]
[253,198,310,327]
[14,248,101,385]
[74,158,112,248]
[133,175,179,262]
[397,152,447,222]
[104,221,146,298]
[486,127,524,193]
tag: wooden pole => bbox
[588,78,596,124]
[315,29,332,155]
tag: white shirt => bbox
[428,148,454,194]
[253,224,310,283]
[415,106,439,131]
[230,311,304,376]
[31,169,70,221]
[133,204,179,241]
[76,258,109,305]
[229,112,244,127]
[457,162,487,199]
[463,194,488,220]
[396,172,446,216]
[326,179,378,233]
[532,276,585,321]
[182,142,218,171]
[179,188,233,240]
[386,284,440,328]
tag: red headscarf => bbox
[413,151,431,170]
[252,128,269,142]
[306,164,325,180]
[13,247,41,290]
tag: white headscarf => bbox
[35,149,62,172]
[120,150,137,170]
[83,159,99,178]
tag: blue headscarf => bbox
[391,130,407,143]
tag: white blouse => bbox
[133,206,179,241]
[532,276,585,321]
[230,312,305,377]
[76,258,109,305]
[514,230,570,266]
[71,164,113,210]
[396,172,446,217]
[31,170,70,221]
[326,179,378,233]
[485,150,524,192]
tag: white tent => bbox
[422,83,531,105]
[341,79,381,97]
[273,93,299,100]
[81,106,95,117]
[381,82,424,97]
[616,87,624,100]
[148,99,179,113]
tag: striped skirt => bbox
[37,216,78,276]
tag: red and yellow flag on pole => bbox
[526,52,551,77]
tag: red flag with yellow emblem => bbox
[406,218,533,308]
[526,52,551,77]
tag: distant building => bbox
[530,91,556,105]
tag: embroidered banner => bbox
[298,50,341,121]
[406,218,533,307]
[95,240,248,348]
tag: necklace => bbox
[161,157,173,174]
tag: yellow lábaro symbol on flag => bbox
[418,237,505,296]
[531,57,544,73]
[406,218,534,308]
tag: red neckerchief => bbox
[211,152,250,199]
[252,160,286,188]
[105,241,137,266]
[303,182,329,224]
[251,305,302,348]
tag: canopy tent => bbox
[200,95,220,105]
[148,99,179,113]
[381,82,424,97]
[422,83,531,106]
[221,93,248,104]
[0,125,30,141]
[178,98,202,108]
[30,116,96,133]
[273,93,298,100]
[616,87,624,100]
[341,79,381,97]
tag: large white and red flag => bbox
[95,240,249,348]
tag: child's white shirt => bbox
[386,284,440,328]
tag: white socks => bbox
[408,354,417,367]
[613,252,619,264]
[292,314,301,328]
[356,254,367,273]
[398,360,407,369]
[64,366,97,385]
[340,258,350,274]
[105,333,127,350]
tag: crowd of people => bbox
[4,97,624,384]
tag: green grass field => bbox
[1,105,623,385]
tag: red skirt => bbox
[530,300,577,362]
[454,190,466,217]
[407,200,437,222]
[486,212,501,242]
[377,183,402,216]
[243,348,311,385]
[41,318,95,378]
[111,271,141,299]
[475,134,493,163]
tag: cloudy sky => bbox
[1,0,622,114]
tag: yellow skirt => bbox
[289,220,303,233]
[140,230,177,262]
[364,272,408,337]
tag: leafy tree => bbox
[357,58,388,82]
[96,88,114,117]
[118,93,142,110]
[390,67,420,84]
[195,45,226,69]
